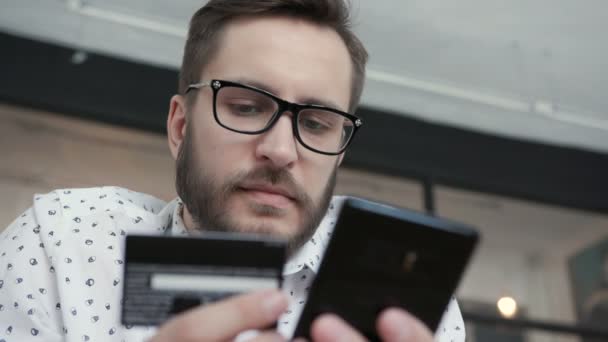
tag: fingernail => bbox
[316,314,351,342]
[262,290,287,317]
[234,330,260,342]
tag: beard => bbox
[175,123,337,255]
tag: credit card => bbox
[121,232,286,326]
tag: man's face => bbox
[173,16,353,252]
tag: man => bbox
[0,0,465,341]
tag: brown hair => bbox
[179,0,368,113]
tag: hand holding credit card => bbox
[121,232,286,326]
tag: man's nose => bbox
[254,113,298,168]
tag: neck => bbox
[181,205,198,233]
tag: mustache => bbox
[226,167,309,205]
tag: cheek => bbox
[301,156,338,198]
[191,119,255,176]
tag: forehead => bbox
[202,15,353,111]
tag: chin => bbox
[227,196,300,238]
[240,217,296,238]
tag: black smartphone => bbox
[293,197,479,341]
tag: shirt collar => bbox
[166,196,346,276]
[166,198,189,236]
[283,196,345,275]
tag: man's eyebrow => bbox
[298,97,345,112]
[231,77,279,95]
[230,77,346,112]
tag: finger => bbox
[311,313,367,342]
[151,289,288,342]
[245,330,286,342]
[376,308,434,342]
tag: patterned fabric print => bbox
[0,187,465,341]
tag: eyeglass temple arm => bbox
[185,81,212,93]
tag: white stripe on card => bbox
[150,273,278,292]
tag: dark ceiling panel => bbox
[348,107,608,212]
[0,32,173,132]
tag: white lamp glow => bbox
[497,296,518,318]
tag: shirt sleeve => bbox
[0,193,64,341]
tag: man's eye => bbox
[228,103,262,115]
[301,118,330,132]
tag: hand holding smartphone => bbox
[292,197,479,341]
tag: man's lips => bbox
[238,184,296,208]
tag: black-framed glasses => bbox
[185,79,363,155]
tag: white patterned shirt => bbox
[0,187,465,341]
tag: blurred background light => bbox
[497,296,518,318]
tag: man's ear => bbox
[167,94,188,160]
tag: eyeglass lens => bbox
[215,86,354,154]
